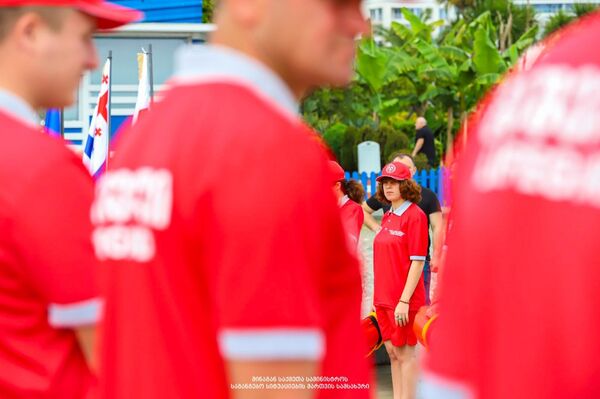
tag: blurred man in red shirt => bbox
[91,1,372,398]
[0,1,139,398]
[423,12,600,399]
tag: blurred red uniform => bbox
[423,12,600,399]
[91,46,370,399]
[0,99,97,399]
[0,1,139,397]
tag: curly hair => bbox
[375,178,422,205]
[341,179,365,204]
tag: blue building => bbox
[111,0,203,23]
[64,1,213,149]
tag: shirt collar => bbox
[339,195,350,207]
[390,201,412,217]
[172,44,299,121]
[0,89,39,127]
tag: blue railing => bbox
[344,167,449,206]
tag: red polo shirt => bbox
[0,94,98,398]
[373,201,428,310]
[423,12,600,399]
[339,196,364,249]
[92,45,370,399]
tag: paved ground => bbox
[376,365,394,399]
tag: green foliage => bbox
[543,10,575,37]
[339,127,361,170]
[322,122,347,161]
[383,136,409,164]
[573,3,600,17]
[320,124,411,171]
[202,0,215,23]
[303,5,539,170]
[473,26,505,74]
[413,153,431,171]
[461,0,538,44]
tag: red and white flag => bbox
[83,58,111,177]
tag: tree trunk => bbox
[446,106,454,160]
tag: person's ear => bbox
[10,12,47,55]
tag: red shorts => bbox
[375,306,418,347]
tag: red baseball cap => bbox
[0,0,143,29]
[329,161,345,183]
[376,162,411,182]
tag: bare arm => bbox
[412,138,425,158]
[228,360,317,399]
[75,325,97,373]
[361,202,381,232]
[401,260,425,303]
[428,211,443,269]
[395,260,425,326]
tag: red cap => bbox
[0,0,143,29]
[329,161,345,183]
[376,162,411,182]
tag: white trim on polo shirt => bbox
[339,195,350,207]
[48,298,102,327]
[0,89,39,127]
[410,255,427,261]
[172,44,299,121]
[219,328,325,360]
[420,371,474,399]
[391,201,412,217]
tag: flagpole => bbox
[107,50,113,172]
[148,43,155,105]
[59,107,64,139]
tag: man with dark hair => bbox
[0,1,140,398]
[363,153,442,303]
[412,117,437,167]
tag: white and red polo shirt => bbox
[339,195,364,249]
[373,201,428,310]
[0,90,98,398]
[92,45,370,399]
[423,12,600,399]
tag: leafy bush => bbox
[321,124,411,171]
[322,122,347,161]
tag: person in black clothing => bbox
[363,153,442,304]
[412,117,437,167]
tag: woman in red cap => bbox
[330,161,365,249]
[372,161,428,399]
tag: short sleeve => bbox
[408,208,428,261]
[423,189,442,216]
[13,154,99,326]
[415,129,425,141]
